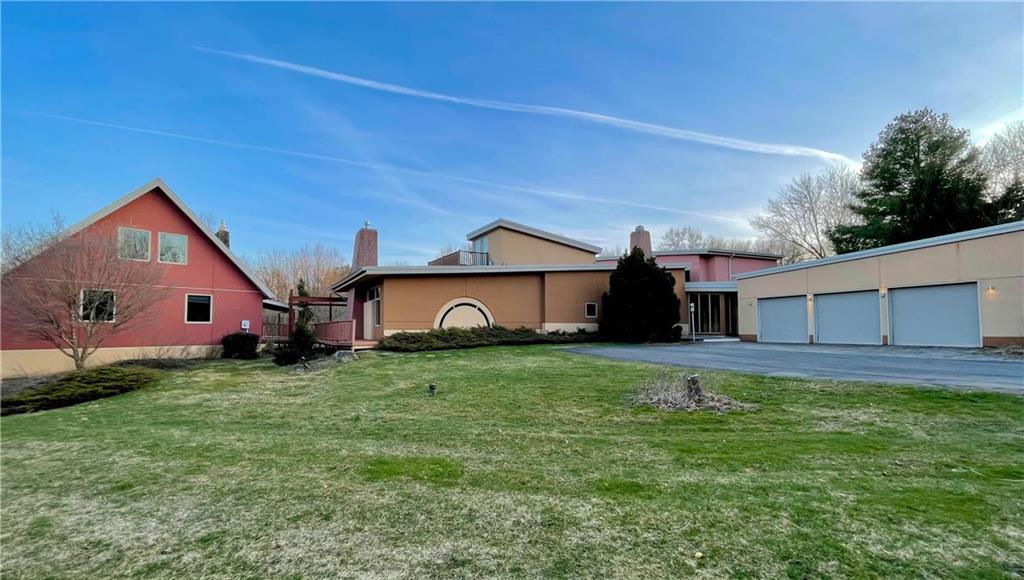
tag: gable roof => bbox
[61,178,277,300]
[465,219,601,254]
[736,219,1024,280]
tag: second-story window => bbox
[118,227,150,261]
[158,233,188,265]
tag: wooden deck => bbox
[262,320,376,350]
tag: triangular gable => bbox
[60,178,278,300]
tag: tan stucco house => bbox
[736,220,1024,347]
[333,219,687,340]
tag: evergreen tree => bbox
[291,278,316,355]
[829,109,993,253]
[600,248,681,342]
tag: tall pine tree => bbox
[829,109,993,253]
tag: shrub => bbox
[379,325,599,352]
[1,366,161,416]
[272,348,306,366]
[290,323,317,357]
[600,247,681,342]
[222,331,260,359]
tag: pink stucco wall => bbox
[596,253,778,281]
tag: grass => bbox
[1,345,1022,578]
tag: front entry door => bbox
[363,301,373,340]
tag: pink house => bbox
[597,226,780,336]
[1,178,284,377]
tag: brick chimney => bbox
[630,225,652,257]
[352,221,378,269]
[215,220,230,248]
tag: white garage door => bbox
[889,283,980,347]
[814,290,881,345]
[758,295,808,343]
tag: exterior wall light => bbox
[987,285,996,292]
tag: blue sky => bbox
[3,2,1022,264]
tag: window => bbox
[185,294,212,323]
[81,289,115,322]
[585,302,598,318]
[367,286,382,326]
[118,227,150,261]
[158,233,188,264]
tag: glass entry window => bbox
[688,293,723,334]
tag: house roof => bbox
[332,262,689,292]
[684,281,738,292]
[653,248,783,260]
[465,219,602,254]
[736,219,1024,280]
[59,177,278,301]
[595,248,782,261]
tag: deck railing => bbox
[263,322,290,341]
[428,250,492,266]
[313,320,356,345]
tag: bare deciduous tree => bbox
[249,243,350,299]
[654,226,802,264]
[750,166,860,260]
[2,217,171,369]
[656,226,707,251]
[982,120,1024,196]
[598,244,626,258]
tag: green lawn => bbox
[2,346,1022,578]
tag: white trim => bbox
[184,293,213,324]
[80,288,117,323]
[737,220,1024,280]
[685,281,738,292]
[157,232,189,265]
[584,302,598,319]
[465,218,601,254]
[117,227,151,261]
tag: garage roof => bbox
[736,220,1024,280]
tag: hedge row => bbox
[378,325,601,352]
[1,366,162,416]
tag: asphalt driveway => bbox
[570,342,1024,393]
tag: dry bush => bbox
[629,369,757,413]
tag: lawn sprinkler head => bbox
[428,383,437,396]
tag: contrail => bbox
[9,110,746,224]
[195,46,858,167]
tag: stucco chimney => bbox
[630,225,652,257]
[215,220,230,248]
[352,220,378,269]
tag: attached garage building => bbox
[737,221,1024,348]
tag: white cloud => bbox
[11,110,746,225]
[194,46,859,167]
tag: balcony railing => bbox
[428,250,492,266]
[314,320,357,346]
